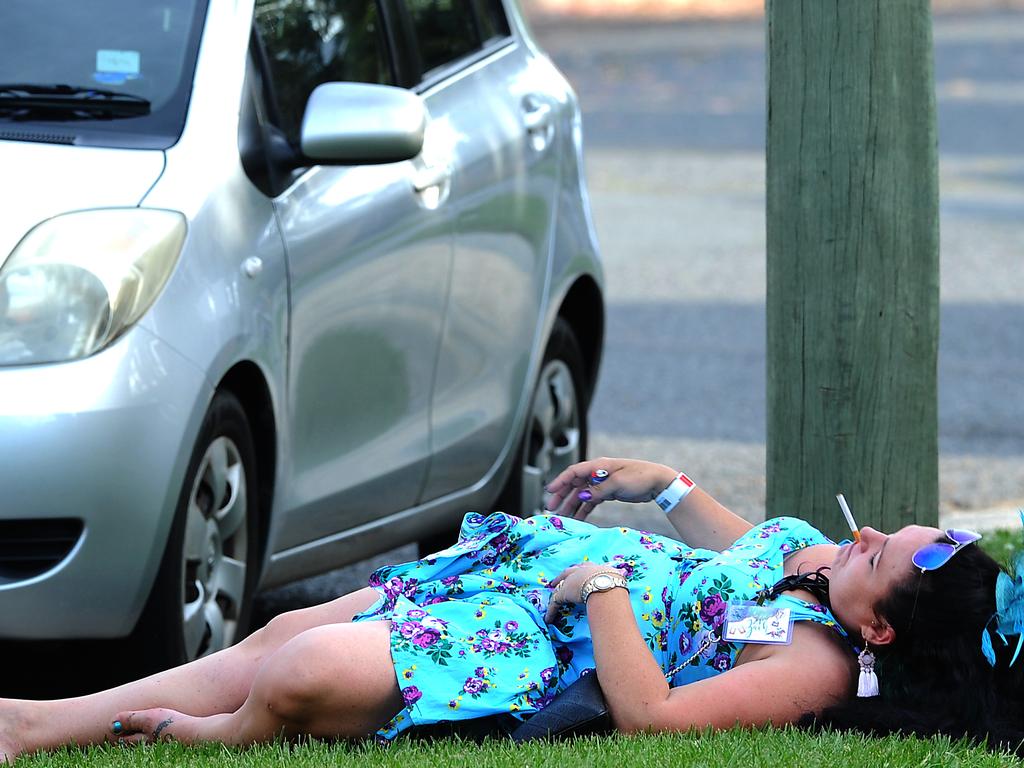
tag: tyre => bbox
[132,391,260,673]
[497,317,589,518]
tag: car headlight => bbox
[0,209,186,366]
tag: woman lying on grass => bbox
[3,457,1023,762]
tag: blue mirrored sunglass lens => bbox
[946,528,981,545]
[912,542,955,571]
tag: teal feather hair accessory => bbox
[982,511,1024,668]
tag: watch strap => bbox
[579,571,629,603]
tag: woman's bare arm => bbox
[581,588,851,732]
[545,457,751,552]
[666,486,752,554]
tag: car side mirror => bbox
[300,82,426,164]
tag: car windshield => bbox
[0,0,209,149]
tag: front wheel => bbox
[132,391,260,673]
[498,318,589,518]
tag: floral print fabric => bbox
[352,512,845,739]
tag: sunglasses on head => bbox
[911,528,982,573]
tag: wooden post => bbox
[766,1,940,539]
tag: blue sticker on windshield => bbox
[93,72,129,85]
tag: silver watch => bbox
[580,571,629,603]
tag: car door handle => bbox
[523,102,553,132]
[412,163,449,192]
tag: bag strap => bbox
[664,631,719,681]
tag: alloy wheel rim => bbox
[521,359,581,516]
[181,436,248,659]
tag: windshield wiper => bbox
[0,83,151,120]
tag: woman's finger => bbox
[570,484,608,519]
[571,500,592,520]
[544,596,558,624]
[544,583,567,623]
[545,459,610,509]
[546,480,584,513]
[548,566,573,587]
[546,460,596,493]
[548,459,631,517]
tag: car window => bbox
[472,0,510,44]
[254,0,394,147]
[403,0,481,77]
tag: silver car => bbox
[0,0,603,673]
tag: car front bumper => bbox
[0,326,210,639]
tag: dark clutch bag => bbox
[509,669,612,742]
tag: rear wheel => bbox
[418,319,589,557]
[497,317,589,518]
[133,391,260,673]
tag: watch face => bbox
[593,574,613,590]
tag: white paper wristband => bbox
[655,471,696,513]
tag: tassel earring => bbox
[857,646,879,697]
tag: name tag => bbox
[723,601,794,645]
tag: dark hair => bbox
[802,538,1024,754]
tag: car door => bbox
[254,0,455,550]
[407,0,564,498]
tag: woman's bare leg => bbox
[113,621,401,745]
[0,587,380,762]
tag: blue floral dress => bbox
[352,512,851,739]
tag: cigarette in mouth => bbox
[836,493,860,542]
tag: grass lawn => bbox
[18,729,1022,768]
[17,526,1024,766]
[979,527,1023,569]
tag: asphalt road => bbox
[253,10,1024,624]
[540,12,1024,450]
[534,12,1024,156]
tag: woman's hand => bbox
[545,458,678,521]
[544,563,626,623]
